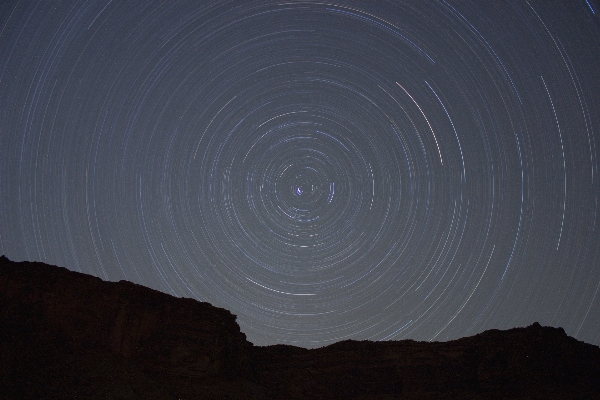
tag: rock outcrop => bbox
[1,255,599,399]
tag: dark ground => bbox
[2,255,599,399]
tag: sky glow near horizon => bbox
[1,0,599,348]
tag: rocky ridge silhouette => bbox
[1,255,599,399]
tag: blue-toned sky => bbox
[1,0,599,348]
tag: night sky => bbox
[1,0,599,348]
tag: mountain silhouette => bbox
[1,255,599,399]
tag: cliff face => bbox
[0,256,261,399]
[1,255,599,399]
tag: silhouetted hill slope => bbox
[1,255,599,399]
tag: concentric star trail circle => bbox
[1,1,599,347]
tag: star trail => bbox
[1,0,599,348]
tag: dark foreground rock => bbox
[1,255,599,399]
